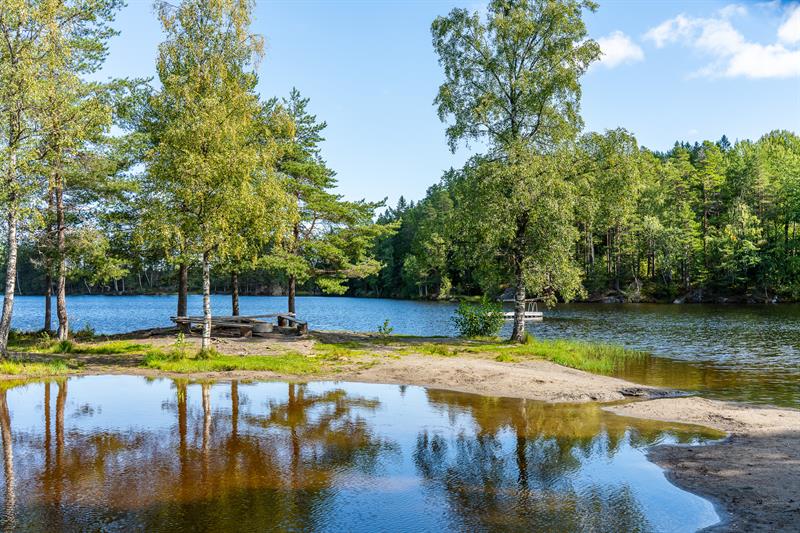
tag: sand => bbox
[607,398,800,532]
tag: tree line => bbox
[1,0,798,348]
[360,130,800,306]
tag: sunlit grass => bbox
[7,330,151,356]
[142,351,321,374]
[398,343,460,357]
[313,342,367,359]
[467,336,646,374]
[40,339,152,355]
[0,359,70,377]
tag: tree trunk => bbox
[0,195,19,357]
[44,275,52,334]
[201,251,211,352]
[177,262,189,333]
[511,272,526,343]
[55,179,68,341]
[288,274,296,315]
[231,271,239,316]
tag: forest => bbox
[360,130,800,304]
[1,0,799,351]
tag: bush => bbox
[452,299,504,338]
[73,324,96,341]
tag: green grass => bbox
[6,330,152,356]
[313,342,367,359]
[494,352,519,363]
[39,339,152,355]
[142,351,322,374]
[467,336,646,374]
[399,343,460,357]
[0,359,70,377]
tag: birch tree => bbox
[432,0,599,341]
[145,0,281,351]
[0,0,120,354]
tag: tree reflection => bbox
[0,387,15,531]
[0,379,716,532]
[3,378,393,531]
[411,390,706,532]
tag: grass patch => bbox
[494,352,519,363]
[464,337,646,374]
[313,342,367,360]
[0,359,70,377]
[399,343,461,357]
[142,351,321,374]
[38,339,152,355]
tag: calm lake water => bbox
[0,376,721,532]
[7,295,800,406]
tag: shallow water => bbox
[0,376,720,532]
[7,295,800,406]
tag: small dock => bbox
[170,313,308,337]
[501,300,543,321]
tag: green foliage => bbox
[377,319,394,337]
[432,0,599,341]
[369,129,800,303]
[72,324,96,342]
[264,89,394,302]
[452,299,504,338]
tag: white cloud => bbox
[643,3,800,79]
[778,4,800,44]
[719,4,748,18]
[595,31,645,68]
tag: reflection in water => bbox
[0,388,14,531]
[0,376,720,532]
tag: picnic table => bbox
[170,313,308,337]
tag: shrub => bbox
[73,324,96,341]
[452,298,504,338]
[377,319,393,337]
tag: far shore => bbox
[3,329,799,532]
[9,291,800,304]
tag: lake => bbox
[6,295,800,406]
[0,376,721,532]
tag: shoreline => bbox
[4,333,799,532]
[9,292,800,304]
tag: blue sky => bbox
[99,1,800,205]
